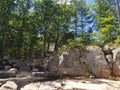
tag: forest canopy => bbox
[0,0,120,59]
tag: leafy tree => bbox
[70,0,94,44]
[115,0,120,44]
[34,0,58,57]
[0,0,15,58]
[94,0,117,44]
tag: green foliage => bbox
[58,38,84,53]
[70,0,94,44]
[90,40,103,47]
[0,0,75,59]
[0,0,120,59]
[94,0,117,44]
[67,38,84,47]
[115,36,120,44]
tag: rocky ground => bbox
[0,45,120,90]
[21,78,120,90]
[0,77,120,90]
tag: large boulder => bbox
[58,46,87,77]
[0,81,17,90]
[84,46,111,78]
[112,47,120,76]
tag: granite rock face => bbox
[112,47,120,76]
[57,46,112,78]
[84,46,111,78]
[58,47,87,76]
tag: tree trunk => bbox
[28,46,33,59]
[41,32,47,58]
[2,31,7,58]
[75,13,78,36]
[47,41,50,52]
[55,28,59,51]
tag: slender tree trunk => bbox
[2,31,7,58]
[28,45,33,59]
[55,28,59,51]
[47,41,50,52]
[55,5,60,51]
[17,15,25,59]
[17,27,23,59]
[81,16,84,39]
[23,47,27,59]
[41,31,47,58]
[75,13,78,36]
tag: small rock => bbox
[31,72,44,77]
[31,71,55,77]
[32,68,39,72]
[61,82,66,86]
[3,56,10,60]
[1,60,7,65]
[4,65,12,71]
[0,81,17,90]
[21,83,40,90]
[89,75,95,79]
[8,68,18,74]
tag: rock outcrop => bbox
[54,46,112,78]
[84,46,111,78]
[0,45,120,90]
[46,46,120,78]
[58,47,87,76]
[112,47,120,76]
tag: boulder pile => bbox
[48,45,120,78]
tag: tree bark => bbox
[2,31,7,58]
[41,31,47,58]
